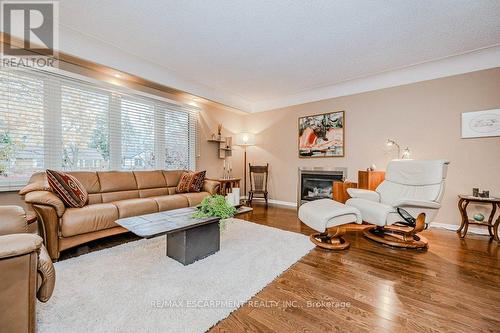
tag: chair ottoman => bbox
[298,199,362,250]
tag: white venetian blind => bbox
[60,83,110,171]
[0,67,199,191]
[120,97,155,170]
[0,71,45,190]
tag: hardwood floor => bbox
[209,204,500,333]
[61,203,500,333]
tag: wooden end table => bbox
[457,195,500,241]
[217,178,241,195]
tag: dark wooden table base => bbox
[457,195,500,241]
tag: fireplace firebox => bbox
[298,167,347,206]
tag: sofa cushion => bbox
[176,171,206,193]
[113,198,158,218]
[101,190,139,203]
[67,172,101,194]
[61,203,119,237]
[151,194,189,211]
[134,171,167,189]
[98,171,138,192]
[46,170,89,208]
[163,170,185,187]
[139,188,169,198]
[181,192,211,206]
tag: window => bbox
[61,84,110,170]
[0,71,45,189]
[0,68,198,191]
[120,98,155,170]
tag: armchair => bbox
[0,206,55,333]
[346,160,449,249]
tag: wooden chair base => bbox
[309,226,350,250]
[363,225,429,249]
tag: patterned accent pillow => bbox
[176,170,206,193]
[46,170,89,208]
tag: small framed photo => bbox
[461,109,500,139]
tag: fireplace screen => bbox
[300,172,343,202]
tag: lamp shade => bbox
[235,132,256,146]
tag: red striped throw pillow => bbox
[46,170,89,208]
[176,170,206,193]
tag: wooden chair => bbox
[248,164,269,206]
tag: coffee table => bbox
[116,206,252,265]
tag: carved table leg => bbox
[487,203,497,239]
[494,203,500,242]
[457,198,469,238]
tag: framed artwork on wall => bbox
[298,111,344,158]
[461,109,500,139]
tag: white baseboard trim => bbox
[431,222,490,235]
[267,199,297,207]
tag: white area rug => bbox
[37,219,314,333]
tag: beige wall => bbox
[197,104,245,180]
[243,68,500,226]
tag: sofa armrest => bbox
[37,245,55,302]
[392,199,441,209]
[203,179,221,195]
[0,233,43,259]
[346,188,380,202]
[24,190,65,217]
[0,206,27,235]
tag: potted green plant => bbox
[193,195,236,230]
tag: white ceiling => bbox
[58,0,500,112]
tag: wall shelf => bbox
[207,136,232,159]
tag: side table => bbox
[217,178,241,196]
[457,195,500,241]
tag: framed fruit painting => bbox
[298,111,344,158]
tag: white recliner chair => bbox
[346,159,449,249]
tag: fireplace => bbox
[298,167,346,206]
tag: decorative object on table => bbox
[472,188,479,197]
[222,159,233,179]
[232,187,240,205]
[461,109,500,139]
[358,170,385,191]
[248,164,269,206]
[193,195,237,219]
[457,194,500,241]
[401,147,411,159]
[367,164,376,171]
[473,213,485,222]
[235,132,256,201]
[298,111,344,158]
[479,190,490,198]
[217,178,241,195]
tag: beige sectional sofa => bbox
[20,170,220,260]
